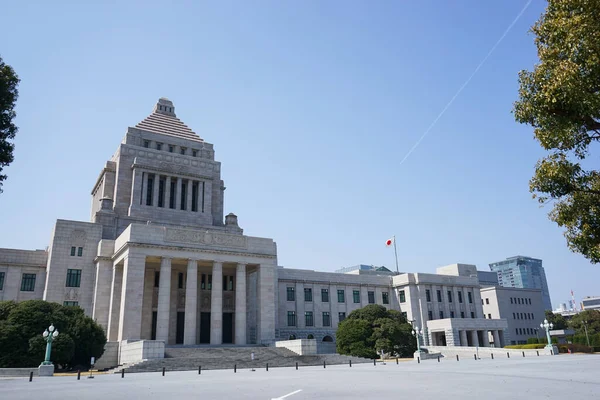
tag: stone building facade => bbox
[0,98,511,360]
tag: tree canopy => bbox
[545,310,568,330]
[0,300,106,369]
[513,0,600,263]
[336,304,416,358]
[0,55,19,193]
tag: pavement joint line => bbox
[271,389,302,400]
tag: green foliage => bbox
[527,337,540,344]
[0,300,106,369]
[513,0,600,263]
[505,344,546,349]
[545,310,568,330]
[558,343,593,353]
[568,310,600,335]
[336,305,416,359]
[0,55,19,193]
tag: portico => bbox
[426,318,508,348]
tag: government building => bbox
[0,99,545,366]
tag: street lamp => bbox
[41,324,59,365]
[540,319,553,350]
[413,327,423,353]
[583,320,590,347]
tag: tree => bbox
[0,300,106,369]
[513,0,600,263]
[336,304,416,358]
[569,309,600,335]
[0,55,19,193]
[545,310,568,330]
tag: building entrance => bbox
[223,313,233,344]
[200,312,211,343]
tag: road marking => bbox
[271,389,302,400]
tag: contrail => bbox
[397,0,534,166]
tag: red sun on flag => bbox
[386,237,394,247]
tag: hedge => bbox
[557,344,593,353]
[505,344,546,349]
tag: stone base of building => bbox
[275,339,317,355]
[38,364,54,376]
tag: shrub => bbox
[505,344,546,349]
[558,344,593,353]
[526,337,539,344]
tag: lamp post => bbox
[540,319,553,350]
[583,320,590,347]
[41,324,59,365]
[413,327,423,353]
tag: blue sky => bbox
[1,0,596,308]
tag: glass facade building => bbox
[489,256,552,311]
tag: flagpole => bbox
[393,235,399,274]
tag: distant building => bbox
[334,264,398,276]
[581,296,600,311]
[481,286,545,345]
[489,256,552,311]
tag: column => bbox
[184,259,198,345]
[256,263,276,344]
[481,330,490,347]
[165,176,172,208]
[141,172,148,206]
[117,252,147,341]
[460,330,468,347]
[152,174,160,206]
[92,258,113,331]
[235,263,247,345]
[186,179,193,211]
[175,177,182,210]
[210,261,223,344]
[470,330,479,347]
[498,330,506,347]
[156,257,172,342]
[492,330,501,347]
[106,263,123,341]
[130,169,143,206]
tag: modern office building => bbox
[489,256,552,311]
[581,296,600,311]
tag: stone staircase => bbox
[111,346,372,373]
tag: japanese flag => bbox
[385,237,394,247]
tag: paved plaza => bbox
[1,355,599,399]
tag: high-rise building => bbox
[489,256,552,311]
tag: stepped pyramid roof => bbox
[135,98,203,142]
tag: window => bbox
[192,149,198,157]
[304,288,313,302]
[156,142,163,151]
[485,298,489,305]
[169,179,176,209]
[353,290,360,303]
[528,298,532,305]
[521,313,524,319]
[305,311,313,327]
[144,140,150,148]
[191,181,198,212]
[0,271,4,290]
[481,299,484,305]
[65,269,81,287]
[518,298,521,304]
[323,312,331,327]
[471,312,475,318]
[399,290,406,303]
[321,288,329,302]
[155,271,160,288]
[21,273,36,291]
[382,292,389,304]
[208,274,212,290]
[287,287,295,301]
[339,312,346,322]
[146,174,154,206]
[70,246,76,256]
[436,290,442,302]
[287,311,296,326]
[450,311,455,318]
[307,334,314,339]
[468,291,473,303]
[426,289,431,302]
[510,297,513,304]
[200,274,206,290]
[513,313,516,319]
[63,301,79,307]
[180,147,186,155]
[151,311,157,340]
[458,291,463,303]
[516,328,519,335]
[428,311,433,320]
[488,313,491,319]
[532,313,534,320]
[180,181,187,210]
[168,145,174,153]
[460,311,465,318]
[158,178,165,207]
[401,311,407,319]
[337,289,345,303]
[178,272,184,289]
[439,311,444,319]
[288,334,296,340]
[368,291,375,304]
[447,290,453,303]
[223,275,234,291]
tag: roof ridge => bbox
[133,98,204,142]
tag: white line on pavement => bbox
[271,389,302,400]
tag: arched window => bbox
[288,334,296,340]
[322,335,334,342]
[307,334,314,339]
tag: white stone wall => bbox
[119,340,165,365]
[275,339,317,355]
[0,249,47,302]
